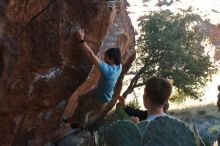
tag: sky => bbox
[127,0,220,27]
[123,0,220,108]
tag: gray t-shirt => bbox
[147,113,169,122]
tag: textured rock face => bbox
[0,0,5,39]
[0,0,7,96]
[0,0,18,100]
[0,0,135,146]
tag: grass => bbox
[169,103,220,123]
[169,103,220,146]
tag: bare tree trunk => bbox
[122,63,148,98]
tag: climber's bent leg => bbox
[83,99,108,127]
[63,89,96,126]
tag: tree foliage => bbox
[123,10,216,101]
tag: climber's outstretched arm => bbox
[76,29,100,67]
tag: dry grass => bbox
[169,103,220,123]
[169,103,220,146]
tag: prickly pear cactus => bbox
[105,116,197,146]
[105,120,148,146]
[143,116,197,146]
[138,120,149,137]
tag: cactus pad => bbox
[105,116,197,146]
[105,120,142,146]
[143,116,197,146]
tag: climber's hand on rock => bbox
[76,28,85,41]
[130,116,139,124]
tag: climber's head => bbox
[104,48,121,65]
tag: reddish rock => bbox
[0,0,18,99]
[0,0,135,145]
[199,21,220,61]
[200,22,220,47]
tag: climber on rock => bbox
[63,29,122,128]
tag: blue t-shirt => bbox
[96,61,122,102]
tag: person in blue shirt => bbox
[63,29,122,128]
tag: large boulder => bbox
[0,0,18,99]
[0,0,135,145]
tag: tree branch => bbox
[122,63,148,98]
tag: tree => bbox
[122,10,216,101]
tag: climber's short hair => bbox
[105,48,121,65]
[144,76,172,106]
[218,85,220,91]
